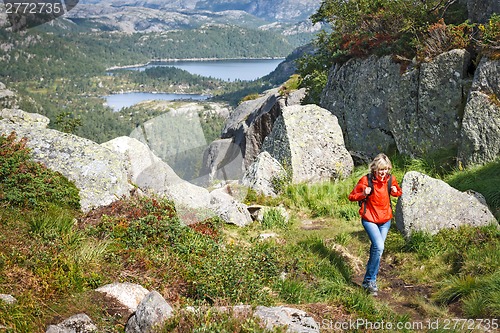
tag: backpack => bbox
[358,173,392,215]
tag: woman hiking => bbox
[349,153,402,295]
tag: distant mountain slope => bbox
[67,5,271,32]
[77,0,321,23]
[66,0,323,36]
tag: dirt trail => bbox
[353,261,434,322]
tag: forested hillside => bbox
[0,23,295,142]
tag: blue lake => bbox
[105,58,283,111]
[104,92,209,112]
[119,58,284,81]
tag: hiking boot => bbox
[362,281,378,296]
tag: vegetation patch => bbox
[0,152,499,331]
[298,0,498,104]
[0,132,80,210]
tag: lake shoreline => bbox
[104,92,211,112]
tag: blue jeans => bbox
[362,219,391,285]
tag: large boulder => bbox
[204,88,304,185]
[458,56,500,167]
[388,49,471,157]
[0,110,131,212]
[95,282,149,314]
[200,88,282,184]
[125,291,174,333]
[320,55,400,156]
[320,49,473,159]
[241,151,288,197]
[395,171,497,237]
[262,104,353,183]
[46,314,97,333]
[221,88,281,142]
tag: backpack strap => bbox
[388,174,393,211]
[359,173,373,215]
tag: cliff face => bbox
[319,0,499,166]
[320,50,500,167]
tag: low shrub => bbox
[417,19,475,61]
[0,132,80,210]
[478,14,500,58]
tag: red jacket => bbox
[348,174,402,223]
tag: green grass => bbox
[261,208,289,230]
[1,153,499,332]
[445,158,500,219]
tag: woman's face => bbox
[375,167,390,180]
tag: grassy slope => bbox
[1,156,499,332]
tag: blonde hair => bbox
[369,153,392,174]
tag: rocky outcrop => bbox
[46,314,97,333]
[320,48,500,167]
[102,136,253,226]
[254,306,319,333]
[241,151,287,197]
[458,56,500,167]
[203,88,304,185]
[0,105,252,225]
[221,87,282,167]
[395,171,497,237]
[0,109,131,212]
[389,49,471,157]
[321,55,400,156]
[262,104,354,183]
[321,49,473,159]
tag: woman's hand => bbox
[391,185,397,193]
[364,186,372,196]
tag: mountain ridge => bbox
[77,0,321,23]
[65,0,322,34]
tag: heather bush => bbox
[418,19,475,60]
